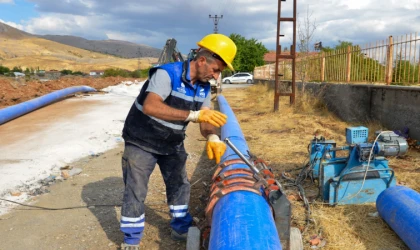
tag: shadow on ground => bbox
[80,145,214,250]
[81,177,124,246]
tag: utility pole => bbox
[137,48,141,70]
[209,14,223,33]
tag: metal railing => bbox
[254,33,420,85]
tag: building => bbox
[264,51,277,64]
[263,51,319,65]
[264,51,293,64]
[13,72,25,78]
[89,70,105,76]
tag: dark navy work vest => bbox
[122,61,211,154]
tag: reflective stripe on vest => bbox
[134,98,186,131]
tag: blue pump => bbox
[309,127,408,205]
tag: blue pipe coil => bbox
[376,186,420,250]
[0,86,97,125]
[208,95,282,250]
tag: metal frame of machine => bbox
[309,126,408,205]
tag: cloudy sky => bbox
[0,0,419,54]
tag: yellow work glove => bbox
[206,134,226,163]
[185,110,227,127]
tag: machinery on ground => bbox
[187,48,197,61]
[155,41,222,99]
[155,38,184,66]
[308,126,408,205]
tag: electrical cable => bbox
[334,130,393,204]
[281,156,319,230]
[280,139,333,232]
[0,198,171,211]
[218,0,234,16]
[0,198,121,211]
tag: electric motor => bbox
[375,131,408,156]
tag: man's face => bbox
[196,57,225,82]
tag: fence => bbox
[254,33,420,85]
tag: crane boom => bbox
[156,38,184,66]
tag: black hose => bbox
[0,198,121,211]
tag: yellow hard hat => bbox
[197,34,237,71]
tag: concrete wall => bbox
[255,79,420,140]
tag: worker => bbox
[120,34,237,249]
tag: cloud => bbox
[0,0,14,3]
[4,0,417,53]
[22,14,106,39]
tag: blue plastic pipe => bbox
[0,86,96,125]
[376,186,420,250]
[208,95,282,250]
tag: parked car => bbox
[209,74,222,100]
[222,72,254,84]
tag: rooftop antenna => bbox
[209,14,223,33]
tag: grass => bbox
[221,84,418,250]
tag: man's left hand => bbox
[206,134,226,163]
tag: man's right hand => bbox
[186,110,227,127]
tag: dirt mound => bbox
[0,76,144,109]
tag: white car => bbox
[222,73,254,84]
[208,74,222,99]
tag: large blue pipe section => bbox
[376,186,420,249]
[0,86,96,125]
[209,95,281,250]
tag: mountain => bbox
[0,22,155,72]
[0,22,162,59]
[0,22,33,39]
[40,35,162,58]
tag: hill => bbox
[0,22,157,72]
[0,22,33,39]
[41,35,162,58]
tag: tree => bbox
[61,69,73,75]
[0,65,10,75]
[228,33,268,73]
[323,41,385,83]
[103,68,130,77]
[297,8,317,92]
[12,66,22,72]
[334,40,353,50]
[131,68,150,78]
[393,53,419,84]
[321,46,334,52]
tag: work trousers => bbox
[120,143,192,245]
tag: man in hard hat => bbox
[120,34,237,249]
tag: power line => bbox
[209,14,223,34]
